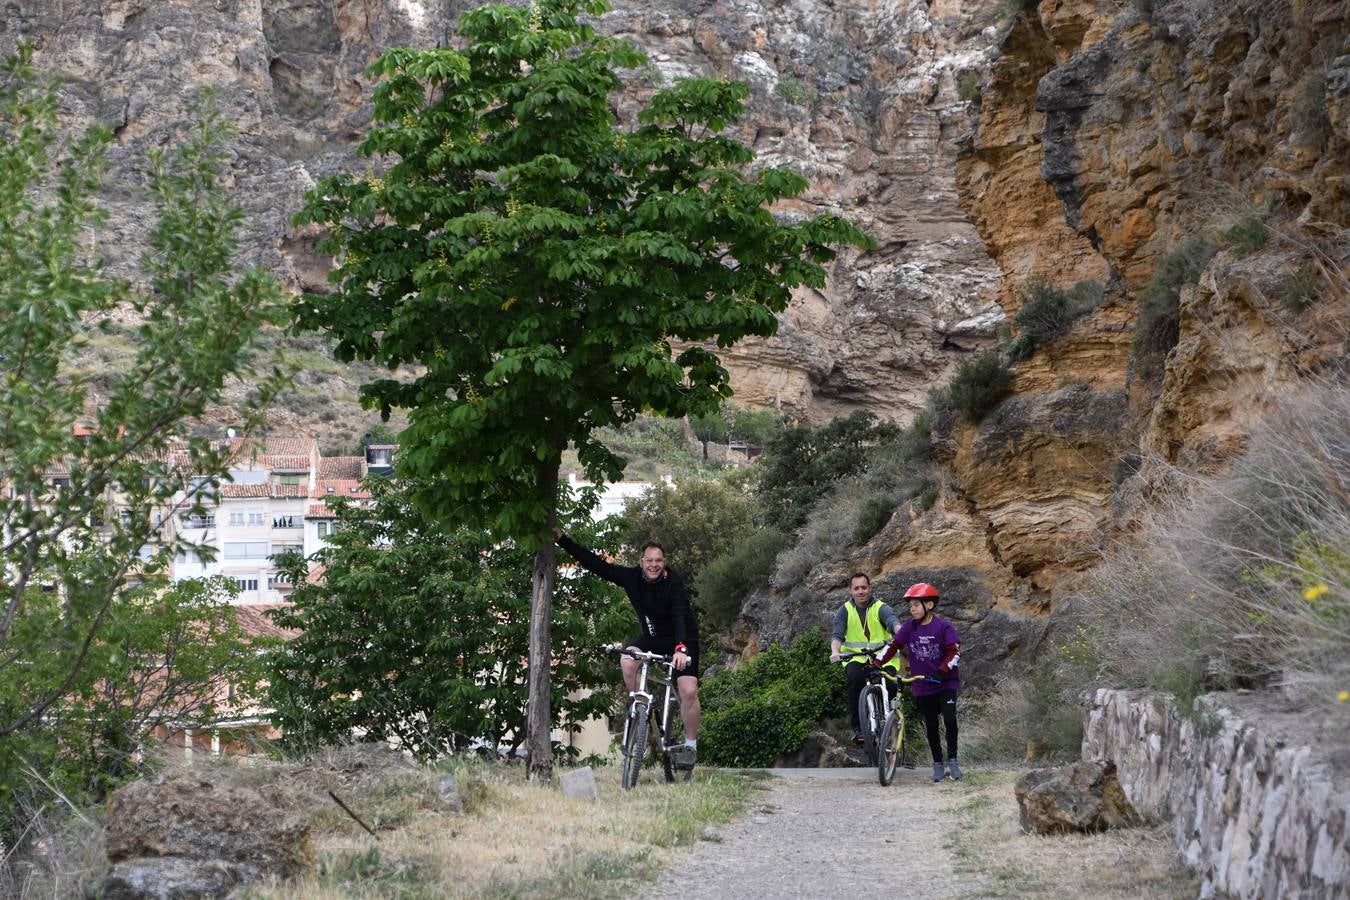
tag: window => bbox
[277,474,302,485]
[247,511,266,526]
[267,574,293,590]
[271,542,303,557]
[317,521,334,538]
[119,508,134,526]
[51,477,70,491]
[233,578,259,592]
[223,541,269,559]
[228,511,244,526]
[180,513,215,529]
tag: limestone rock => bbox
[1014,759,1143,835]
[100,770,310,891]
[559,766,600,800]
[97,856,242,900]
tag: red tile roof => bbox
[307,504,336,519]
[311,480,369,499]
[233,604,298,640]
[319,456,365,479]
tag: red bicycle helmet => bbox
[903,582,940,603]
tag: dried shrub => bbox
[1132,234,1218,377]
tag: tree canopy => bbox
[294,0,870,546]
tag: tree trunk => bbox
[526,465,560,782]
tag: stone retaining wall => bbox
[1082,689,1349,899]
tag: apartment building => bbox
[171,436,381,603]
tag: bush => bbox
[756,411,900,531]
[1133,234,1218,376]
[1065,379,1350,720]
[1218,212,1267,256]
[1010,279,1103,360]
[1280,265,1320,312]
[694,528,789,631]
[699,630,845,767]
[769,419,936,588]
[946,350,1014,423]
[619,468,761,606]
[957,72,981,104]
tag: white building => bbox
[170,437,381,604]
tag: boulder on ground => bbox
[559,766,599,800]
[97,769,311,898]
[1014,760,1144,834]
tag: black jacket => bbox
[556,534,699,650]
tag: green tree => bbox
[756,411,900,530]
[293,0,869,777]
[0,45,287,836]
[266,478,631,758]
[619,468,761,605]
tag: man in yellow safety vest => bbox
[828,572,903,745]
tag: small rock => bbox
[751,816,770,825]
[559,766,599,800]
[700,826,721,842]
[435,774,465,813]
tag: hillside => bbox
[9,0,1348,686]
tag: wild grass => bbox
[1066,378,1350,719]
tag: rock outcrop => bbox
[3,0,1008,425]
[1084,689,1350,898]
[98,769,311,897]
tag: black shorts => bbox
[628,634,700,680]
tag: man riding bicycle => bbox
[828,573,903,746]
[555,530,701,772]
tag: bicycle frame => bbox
[611,645,683,788]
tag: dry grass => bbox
[238,752,759,899]
[948,770,1198,898]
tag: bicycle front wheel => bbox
[621,700,650,790]
[858,687,883,765]
[878,710,904,786]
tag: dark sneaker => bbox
[948,759,963,780]
[932,762,945,782]
[673,745,696,772]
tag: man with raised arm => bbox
[829,572,904,746]
[555,529,701,772]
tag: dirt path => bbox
[641,767,1197,900]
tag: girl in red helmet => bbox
[877,582,962,781]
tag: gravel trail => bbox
[641,767,997,899]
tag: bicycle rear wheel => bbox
[858,687,883,765]
[621,700,650,790]
[878,710,904,786]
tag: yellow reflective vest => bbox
[840,601,901,672]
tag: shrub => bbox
[769,418,936,588]
[957,72,981,104]
[756,411,900,531]
[694,528,790,631]
[1218,212,1268,256]
[699,630,845,767]
[775,75,813,106]
[619,468,761,605]
[1012,279,1103,358]
[946,350,1014,423]
[1133,234,1218,376]
[1280,266,1320,312]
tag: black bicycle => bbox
[610,644,690,790]
[840,648,936,786]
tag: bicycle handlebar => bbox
[836,650,943,684]
[605,643,672,664]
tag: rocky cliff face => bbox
[5,0,1008,425]
[743,0,1349,679]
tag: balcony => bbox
[271,516,302,530]
[179,514,216,529]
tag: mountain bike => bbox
[609,644,691,790]
[840,647,939,786]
